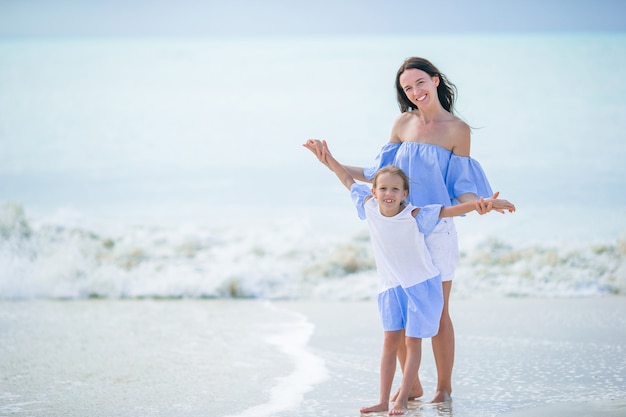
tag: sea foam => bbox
[1,201,624,300]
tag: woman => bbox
[304,57,509,404]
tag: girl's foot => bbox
[388,404,408,415]
[360,403,388,414]
[390,386,423,402]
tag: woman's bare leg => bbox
[430,280,454,403]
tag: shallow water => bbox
[281,298,626,417]
[1,298,625,416]
[0,299,320,417]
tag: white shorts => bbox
[377,276,444,339]
[424,217,459,282]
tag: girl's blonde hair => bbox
[372,166,410,191]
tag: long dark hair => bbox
[395,57,457,114]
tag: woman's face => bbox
[399,68,439,109]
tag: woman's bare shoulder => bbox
[446,117,471,155]
[390,111,419,143]
[449,117,470,135]
[393,111,418,124]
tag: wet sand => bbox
[281,296,626,417]
[1,297,625,417]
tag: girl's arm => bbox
[439,192,516,218]
[457,192,488,214]
[319,140,356,191]
[303,139,369,182]
[457,192,516,214]
[440,199,489,218]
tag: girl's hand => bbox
[319,140,341,170]
[303,139,331,169]
[476,197,494,214]
[485,192,516,214]
[475,196,492,215]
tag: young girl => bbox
[308,139,514,416]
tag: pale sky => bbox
[1,0,625,37]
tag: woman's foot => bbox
[360,402,388,414]
[430,389,451,403]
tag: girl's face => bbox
[399,68,439,109]
[372,172,409,217]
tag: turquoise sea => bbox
[1,32,625,300]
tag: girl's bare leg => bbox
[390,331,423,401]
[360,331,402,414]
[430,281,454,403]
[389,337,422,416]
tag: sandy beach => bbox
[281,297,626,417]
[1,296,625,417]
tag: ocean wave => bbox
[1,201,624,300]
[454,238,626,298]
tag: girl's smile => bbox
[372,172,409,217]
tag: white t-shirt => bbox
[351,183,442,293]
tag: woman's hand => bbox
[482,192,516,214]
[476,197,494,214]
[303,139,331,169]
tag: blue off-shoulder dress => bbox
[363,142,493,280]
[363,142,493,207]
